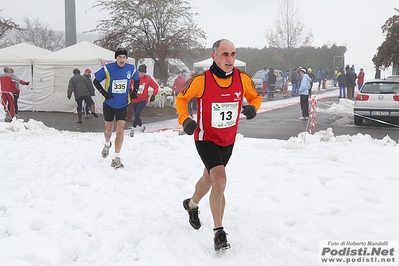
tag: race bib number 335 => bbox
[112,79,127,94]
[211,102,239,128]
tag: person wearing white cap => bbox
[298,68,312,120]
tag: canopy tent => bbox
[33,41,122,113]
[1,42,51,61]
[136,58,190,81]
[0,50,31,66]
[193,57,246,71]
[0,43,52,111]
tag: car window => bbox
[392,85,399,93]
[252,70,283,79]
[252,71,262,79]
[362,84,380,93]
[362,83,399,94]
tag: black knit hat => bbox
[138,64,147,73]
[114,48,128,59]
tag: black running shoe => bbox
[214,229,231,251]
[182,198,201,230]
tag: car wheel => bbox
[354,116,363,126]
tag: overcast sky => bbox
[1,0,397,77]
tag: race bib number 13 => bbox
[112,79,127,94]
[211,102,239,128]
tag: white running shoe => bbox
[111,157,124,168]
[101,142,112,158]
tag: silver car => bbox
[251,69,283,94]
[354,79,399,125]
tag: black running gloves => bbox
[241,105,256,120]
[183,118,198,135]
[93,79,114,100]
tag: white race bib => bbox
[112,79,127,94]
[211,102,239,128]
[137,84,145,94]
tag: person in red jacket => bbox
[357,68,365,92]
[129,64,159,137]
[172,71,186,95]
[0,67,29,120]
[8,68,21,117]
[171,70,186,107]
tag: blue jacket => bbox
[261,70,268,82]
[299,74,312,95]
[338,73,346,87]
[94,62,139,109]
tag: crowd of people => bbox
[336,65,364,100]
[259,65,365,119]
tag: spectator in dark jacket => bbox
[267,68,277,100]
[291,68,299,96]
[83,68,96,119]
[337,68,346,98]
[67,68,98,123]
[345,65,357,100]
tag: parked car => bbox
[251,69,283,94]
[386,75,399,80]
[353,79,399,126]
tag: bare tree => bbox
[16,18,64,51]
[92,0,206,83]
[265,0,313,69]
[0,10,21,48]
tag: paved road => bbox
[15,87,399,141]
[16,87,334,133]
[238,95,399,141]
[17,104,178,133]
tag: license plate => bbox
[370,111,390,116]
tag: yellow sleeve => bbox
[176,74,205,125]
[240,71,262,111]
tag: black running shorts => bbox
[195,141,234,172]
[103,102,127,122]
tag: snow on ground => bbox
[0,91,398,265]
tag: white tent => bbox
[33,41,121,113]
[0,50,31,66]
[136,58,189,79]
[0,43,52,111]
[193,57,246,71]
